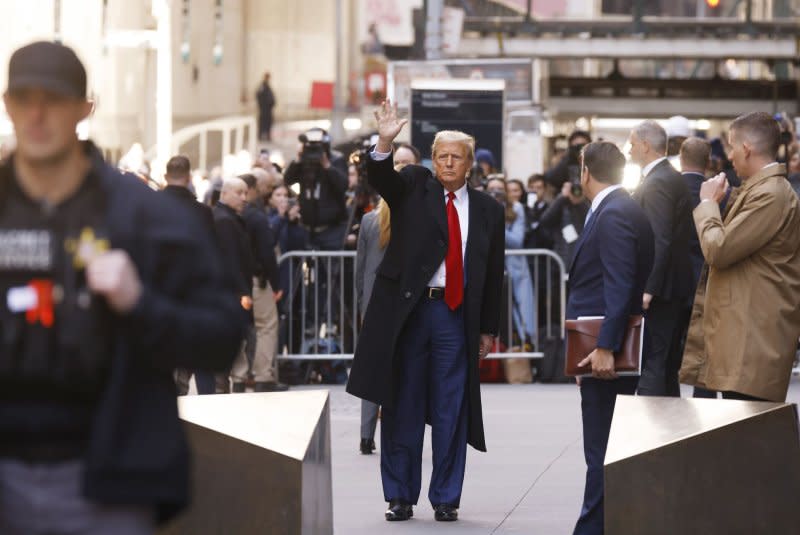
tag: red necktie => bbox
[445,191,463,310]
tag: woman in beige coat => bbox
[680,112,800,402]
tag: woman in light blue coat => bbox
[487,178,537,346]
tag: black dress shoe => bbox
[434,504,458,522]
[359,438,376,454]
[385,499,413,521]
[231,382,246,393]
[253,381,289,392]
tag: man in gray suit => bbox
[355,145,420,454]
[629,121,695,397]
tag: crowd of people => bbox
[168,109,800,394]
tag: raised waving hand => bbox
[374,99,408,153]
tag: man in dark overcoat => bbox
[256,72,275,141]
[346,101,505,522]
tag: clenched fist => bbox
[86,250,143,314]
[699,172,728,204]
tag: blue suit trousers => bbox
[380,298,468,507]
[574,376,638,535]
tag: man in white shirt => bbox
[346,101,505,523]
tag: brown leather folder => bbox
[564,315,644,376]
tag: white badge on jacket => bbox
[562,224,579,244]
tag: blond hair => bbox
[377,199,391,249]
[431,130,475,163]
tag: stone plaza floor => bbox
[299,378,800,535]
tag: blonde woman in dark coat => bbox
[355,199,391,453]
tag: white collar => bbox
[590,185,623,213]
[642,156,668,178]
[762,162,780,170]
[444,182,468,201]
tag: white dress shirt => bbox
[371,149,470,287]
[584,184,623,226]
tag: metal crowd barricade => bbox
[485,249,567,360]
[276,250,358,361]
[275,249,567,362]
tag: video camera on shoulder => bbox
[299,128,331,167]
[348,134,379,185]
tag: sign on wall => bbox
[410,79,505,169]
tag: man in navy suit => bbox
[679,137,711,286]
[567,142,655,535]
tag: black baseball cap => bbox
[7,41,87,98]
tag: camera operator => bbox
[544,130,592,189]
[538,170,590,268]
[284,128,349,250]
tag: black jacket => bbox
[162,185,216,236]
[212,202,255,297]
[522,199,554,250]
[256,82,275,114]
[242,201,280,291]
[0,143,244,523]
[284,161,348,228]
[538,194,590,266]
[633,159,695,301]
[682,171,706,287]
[346,152,505,452]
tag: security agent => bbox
[163,155,220,396]
[567,142,654,535]
[0,41,244,533]
[283,128,349,250]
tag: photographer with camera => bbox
[538,161,590,267]
[284,128,349,251]
[544,130,592,189]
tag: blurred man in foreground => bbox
[0,41,243,533]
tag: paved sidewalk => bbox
[308,380,800,535]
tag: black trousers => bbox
[258,112,273,141]
[638,297,689,397]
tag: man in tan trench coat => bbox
[680,111,800,401]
